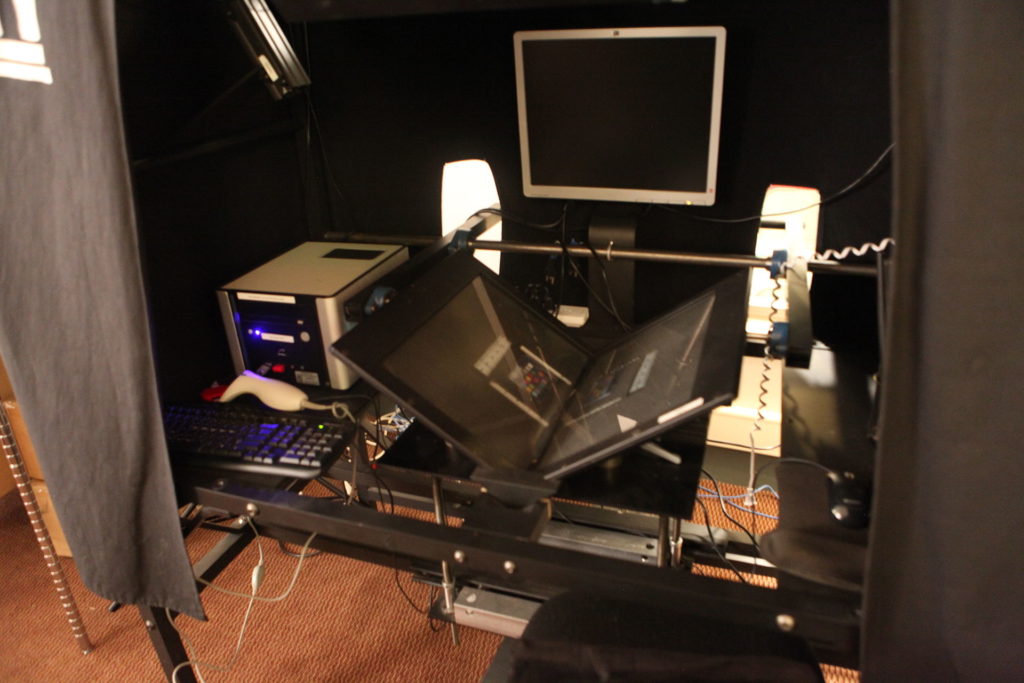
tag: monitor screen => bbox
[514,27,726,206]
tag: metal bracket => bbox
[769,249,789,278]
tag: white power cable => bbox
[169,517,268,683]
[169,523,316,682]
[745,273,785,507]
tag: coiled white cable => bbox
[815,237,894,262]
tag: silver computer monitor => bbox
[514,26,727,207]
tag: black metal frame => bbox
[185,479,860,667]
[143,382,867,681]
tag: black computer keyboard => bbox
[164,402,349,479]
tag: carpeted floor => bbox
[0,491,501,682]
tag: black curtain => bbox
[0,0,202,619]
[864,1,1024,678]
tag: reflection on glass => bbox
[383,275,716,475]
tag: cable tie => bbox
[605,241,614,261]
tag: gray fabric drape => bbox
[0,0,203,620]
[864,1,1024,678]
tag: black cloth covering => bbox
[0,0,203,619]
[863,0,1024,678]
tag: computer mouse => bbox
[826,470,871,529]
[220,370,310,412]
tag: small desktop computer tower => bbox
[217,242,407,390]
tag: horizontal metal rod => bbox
[475,240,771,269]
[332,233,877,277]
[468,240,877,277]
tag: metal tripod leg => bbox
[1,401,93,654]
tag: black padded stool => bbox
[488,591,825,682]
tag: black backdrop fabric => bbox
[864,0,1024,678]
[127,1,891,401]
[0,1,203,619]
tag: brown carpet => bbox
[0,492,501,682]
